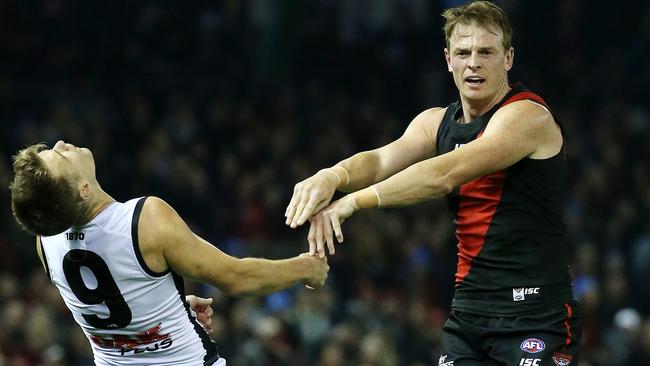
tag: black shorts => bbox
[439,301,581,366]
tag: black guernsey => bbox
[436,83,574,316]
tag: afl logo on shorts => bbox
[520,338,545,353]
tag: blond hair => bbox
[442,1,512,50]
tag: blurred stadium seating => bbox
[1,1,649,365]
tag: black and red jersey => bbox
[436,83,574,316]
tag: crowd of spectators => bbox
[1,1,649,365]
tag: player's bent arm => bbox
[333,107,445,192]
[350,101,560,208]
[138,197,326,296]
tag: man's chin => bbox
[460,89,490,103]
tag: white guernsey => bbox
[39,198,221,366]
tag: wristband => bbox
[351,186,380,209]
[335,166,351,187]
[350,195,359,210]
[371,186,381,207]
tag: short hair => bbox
[442,1,513,51]
[10,143,84,236]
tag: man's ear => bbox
[444,48,453,72]
[79,181,91,201]
[504,47,514,71]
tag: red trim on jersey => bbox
[563,303,573,347]
[454,90,547,285]
[454,140,506,285]
[501,91,547,108]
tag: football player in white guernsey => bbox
[10,140,330,366]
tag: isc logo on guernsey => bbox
[512,287,540,301]
[520,338,545,353]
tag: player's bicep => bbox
[140,197,239,289]
[374,107,445,178]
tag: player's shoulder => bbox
[495,98,553,124]
[138,197,182,234]
[141,196,171,211]
[403,107,449,145]
[414,106,447,122]
[489,99,556,139]
[409,107,448,131]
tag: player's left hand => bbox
[186,295,214,333]
[307,195,357,257]
[285,169,341,229]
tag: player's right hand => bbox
[300,253,329,289]
[307,195,357,257]
[285,169,339,229]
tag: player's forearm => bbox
[351,159,455,209]
[334,150,388,193]
[226,257,311,296]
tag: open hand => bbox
[285,169,340,228]
[307,195,357,257]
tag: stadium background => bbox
[1,1,649,365]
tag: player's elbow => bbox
[420,165,456,197]
[220,282,247,297]
[428,176,455,197]
[215,276,248,297]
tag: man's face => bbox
[38,140,96,184]
[444,23,514,103]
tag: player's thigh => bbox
[490,334,579,366]
[440,311,500,366]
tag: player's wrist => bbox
[320,166,350,189]
[319,168,341,188]
[297,255,318,282]
[330,165,350,187]
[349,186,380,210]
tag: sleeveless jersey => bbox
[436,83,574,316]
[40,197,221,365]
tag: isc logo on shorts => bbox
[519,359,541,366]
[520,338,545,353]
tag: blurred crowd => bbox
[1,1,649,365]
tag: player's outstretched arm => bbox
[285,107,445,229]
[308,101,561,255]
[138,197,329,296]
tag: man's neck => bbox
[82,190,116,225]
[460,81,511,123]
